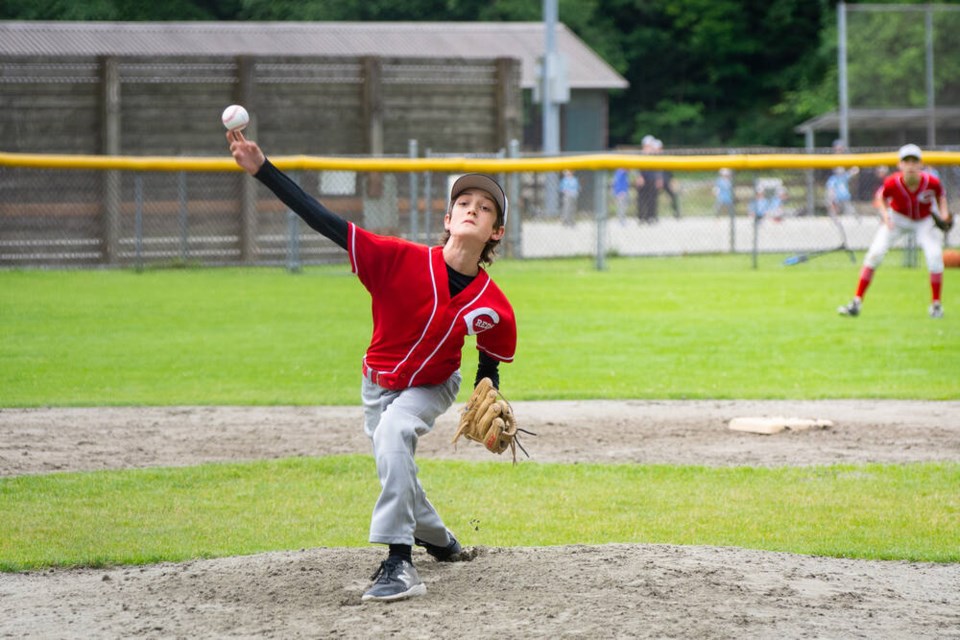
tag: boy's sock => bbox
[931,271,943,302]
[855,266,875,299]
[388,544,412,563]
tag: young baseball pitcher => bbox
[227,129,517,602]
[838,144,952,319]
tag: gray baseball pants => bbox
[361,371,461,546]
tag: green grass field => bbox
[1,253,956,405]
[2,458,957,571]
[1,254,957,571]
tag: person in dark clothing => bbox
[635,135,661,223]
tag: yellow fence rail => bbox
[4,150,960,173]
[2,149,957,270]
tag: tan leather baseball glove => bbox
[452,377,533,463]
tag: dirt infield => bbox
[2,400,959,639]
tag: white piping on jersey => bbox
[349,229,507,385]
[351,224,373,377]
[348,223,359,275]
[350,222,440,379]
[893,174,929,218]
[384,247,441,378]
[409,275,492,387]
[478,344,514,362]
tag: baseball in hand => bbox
[221,104,249,131]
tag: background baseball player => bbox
[227,130,517,602]
[838,143,952,318]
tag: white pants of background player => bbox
[361,370,461,547]
[863,211,944,273]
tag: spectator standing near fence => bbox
[635,135,661,223]
[825,167,859,220]
[838,144,952,319]
[612,168,630,225]
[655,139,681,218]
[559,169,580,226]
[750,181,785,222]
[713,168,735,218]
[825,139,860,220]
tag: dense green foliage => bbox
[9,0,957,148]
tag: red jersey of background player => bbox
[349,224,516,390]
[879,171,944,221]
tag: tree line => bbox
[3,0,955,148]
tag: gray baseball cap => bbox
[898,143,922,161]
[450,174,508,226]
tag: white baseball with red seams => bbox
[221,105,249,131]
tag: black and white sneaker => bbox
[930,302,944,319]
[414,531,462,562]
[361,558,426,602]
[837,299,861,317]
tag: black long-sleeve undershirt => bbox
[475,352,500,389]
[255,158,349,249]
[253,158,500,388]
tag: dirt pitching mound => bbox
[1,400,958,639]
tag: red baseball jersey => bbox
[880,171,944,221]
[348,224,516,390]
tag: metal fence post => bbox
[729,175,737,254]
[494,147,510,259]
[134,174,144,272]
[287,172,301,273]
[423,151,433,246]
[804,130,816,219]
[178,171,189,263]
[101,56,121,266]
[408,140,418,241]
[595,170,607,271]
[508,139,522,258]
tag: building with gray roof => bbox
[0,21,628,154]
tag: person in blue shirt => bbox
[825,167,859,221]
[612,168,630,225]
[750,182,784,222]
[559,169,580,226]
[713,168,735,218]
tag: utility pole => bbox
[542,0,560,159]
[540,0,567,217]
[837,1,849,148]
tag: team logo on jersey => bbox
[464,307,499,335]
[918,190,937,204]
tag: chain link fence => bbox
[845,4,960,117]
[2,151,958,270]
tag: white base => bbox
[728,416,834,435]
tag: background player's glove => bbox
[931,210,953,232]
[452,377,533,463]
